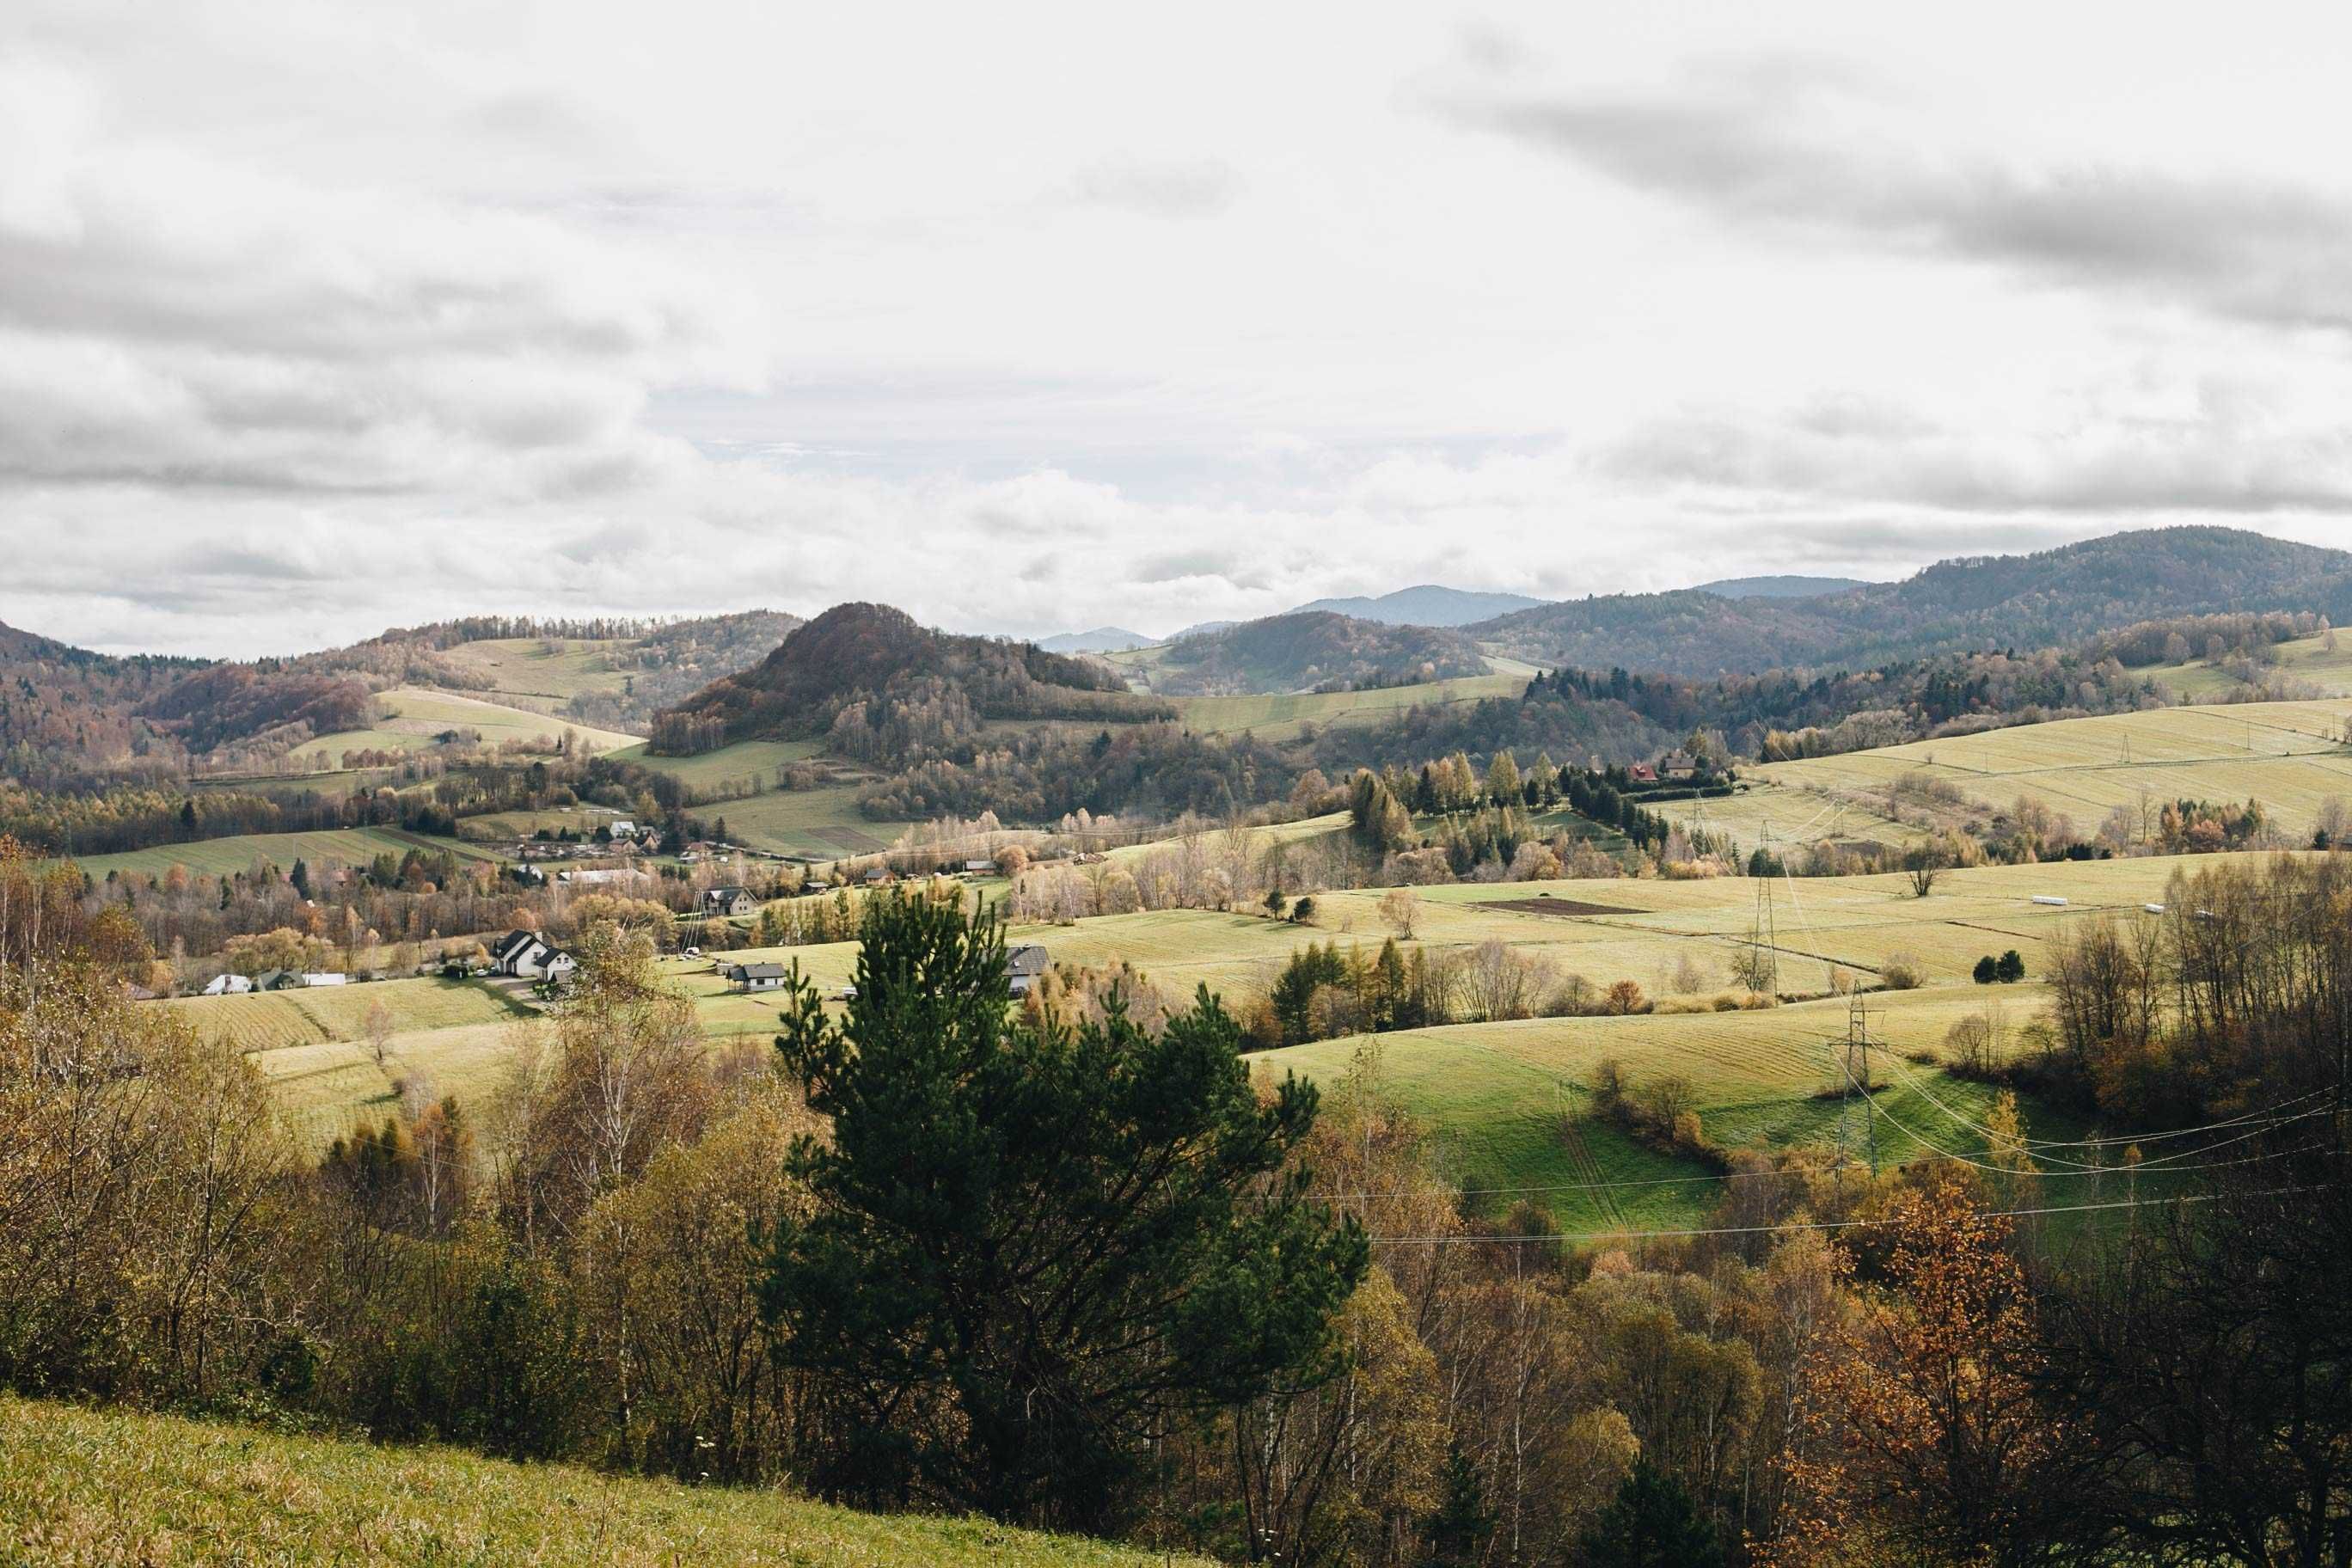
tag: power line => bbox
[1359,1185,2322,1245]
[1308,1124,2322,1205]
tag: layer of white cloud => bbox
[4,2,2352,657]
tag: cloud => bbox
[0,48,763,502]
[1443,60,2352,331]
[1599,395,2352,515]
[1064,156,1242,219]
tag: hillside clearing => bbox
[1170,671,1529,740]
[307,687,640,759]
[62,827,505,880]
[0,1397,1204,1567]
[2143,629,2352,700]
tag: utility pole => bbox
[1750,822,1779,997]
[1839,995,1877,1176]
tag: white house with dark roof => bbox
[1005,943,1050,997]
[487,929,575,981]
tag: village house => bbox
[701,885,759,917]
[1005,943,1050,997]
[1658,750,1700,781]
[1626,763,1658,784]
[721,960,790,992]
[200,973,254,995]
[487,929,577,981]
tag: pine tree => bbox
[763,894,1367,1531]
[1577,1460,1724,1568]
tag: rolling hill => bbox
[656,603,1171,750]
[1475,527,2352,677]
[1115,612,1491,696]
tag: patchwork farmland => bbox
[219,848,2282,1228]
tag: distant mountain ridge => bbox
[1473,527,2352,677]
[1038,627,1155,653]
[1287,585,1548,626]
[1694,574,1873,600]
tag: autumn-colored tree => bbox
[1378,886,1420,940]
[1770,1170,2061,1565]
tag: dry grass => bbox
[0,1397,1206,1566]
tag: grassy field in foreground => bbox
[64,827,505,881]
[0,1398,1204,1568]
[1755,700,2352,841]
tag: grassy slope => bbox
[434,634,640,713]
[609,742,910,858]
[1755,700,2352,839]
[2144,632,2352,700]
[1170,672,1528,740]
[307,688,640,760]
[0,1398,1204,1568]
[1259,988,2052,1229]
[65,828,505,880]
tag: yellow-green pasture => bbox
[1757,700,2352,840]
[63,827,505,881]
[1168,672,1530,741]
[1639,779,1930,860]
[306,687,640,761]
[1257,985,2064,1231]
[2142,631,2352,701]
[432,635,641,713]
[0,1397,1207,1568]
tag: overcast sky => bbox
[6,2,2352,657]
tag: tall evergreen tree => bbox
[1576,1460,1725,1568]
[762,894,1366,1533]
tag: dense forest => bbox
[1474,527,2352,676]
[655,602,1170,754]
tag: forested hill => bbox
[652,601,1173,754]
[1474,526,2352,677]
[1142,611,1490,695]
[0,621,206,780]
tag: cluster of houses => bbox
[199,970,352,995]
[1625,750,1702,786]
